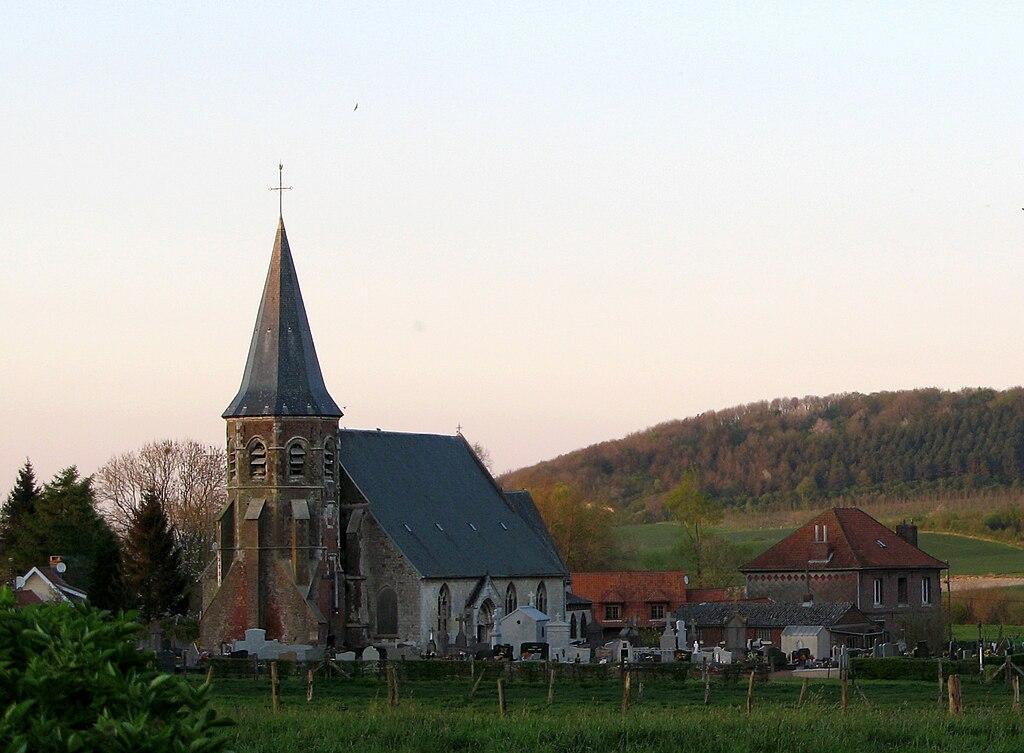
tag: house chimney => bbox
[49,555,62,568]
[895,521,918,547]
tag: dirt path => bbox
[949,575,1024,592]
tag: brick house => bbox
[740,508,948,644]
[570,571,738,640]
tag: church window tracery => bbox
[536,581,547,615]
[438,583,451,636]
[505,583,517,615]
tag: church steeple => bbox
[222,217,342,417]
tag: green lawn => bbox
[211,674,1024,752]
[614,524,1024,576]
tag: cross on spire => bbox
[269,162,293,217]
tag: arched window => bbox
[376,587,398,636]
[437,583,451,636]
[536,581,547,615]
[477,598,495,643]
[570,613,577,639]
[249,440,267,479]
[580,614,588,639]
[323,438,335,482]
[287,441,306,478]
[505,583,517,615]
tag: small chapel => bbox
[198,205,568,654]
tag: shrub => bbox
[0,588,232,753]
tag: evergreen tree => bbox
[1,460,41,579]
[121,488,189,622]
[6,467,126,610]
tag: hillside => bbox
[500,388,1024,521]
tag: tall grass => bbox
[213,675,1024,753]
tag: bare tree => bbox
[94,439,225,581]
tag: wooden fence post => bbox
[948,674,962,715]
[1013,675,1020,712]
[270,661,280,713]
[621,671,631,714]
[702,661,710,705]
[937,662,944,710]
[387,666,399,708]
[469,668,485,698]
[745,670,755,714]
[840,675,849,713]
[547,669,556,705]
[496,679,507,718]
[798,677,808,707]
[205,664,214,686]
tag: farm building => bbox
[740,508,947,644]
[673,601,882,656]
[198,216,568,653]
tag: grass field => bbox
[614,524,1024,576]
[211,674,1024,752]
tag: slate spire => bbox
[223,218,342,418]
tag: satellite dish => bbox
[55,562,67,574]
[683,575,689,586]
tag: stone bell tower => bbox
[199,212,350,649]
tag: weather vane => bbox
[269,162,292,217]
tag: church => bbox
[198,211,568,654]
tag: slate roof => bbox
[505,490,568,571]
[338,429,568,579]
[223,218,342,418]
[741,508,948,572]
[673,601,869,628]
[566,591,592,608]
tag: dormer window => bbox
[288,442,306,478]
[249,440,267,479]
[876,539,887,549]
[814,524,828,542]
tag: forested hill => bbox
[499,388,1024,521]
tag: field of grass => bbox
[211,674,1024,752]
[614,524,1024,576]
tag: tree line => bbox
[0,439,224,622]
[501,387,1024,521]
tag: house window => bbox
[650,603,666,620]
[536,582,547,615]
[437,583,451,636]
[873,578,884,606]
[922,576,932,605]
[897,577,908,605]
[288,442,306,478]
[756,627,771,641]
[249,440,267,479]
[376,587,398,636]
[604,604,622,621]
[505,583,517,615]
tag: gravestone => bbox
[363,646,382,663]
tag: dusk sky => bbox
[3,3,1024,484]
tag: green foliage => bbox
[663,470,722,581]
[851,657,978,681]
[0,460,41,580]
[501,388,1024,518]
[0,587,231,753]
[3,467,127,610]
[122,488,189,621]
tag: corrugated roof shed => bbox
[673,601,860,628]
[338,429,568,579]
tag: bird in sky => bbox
[354,103,359,111]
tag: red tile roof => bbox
[571,571,688,605]
[741,508,948,572]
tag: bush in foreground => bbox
[0,588,231,753]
